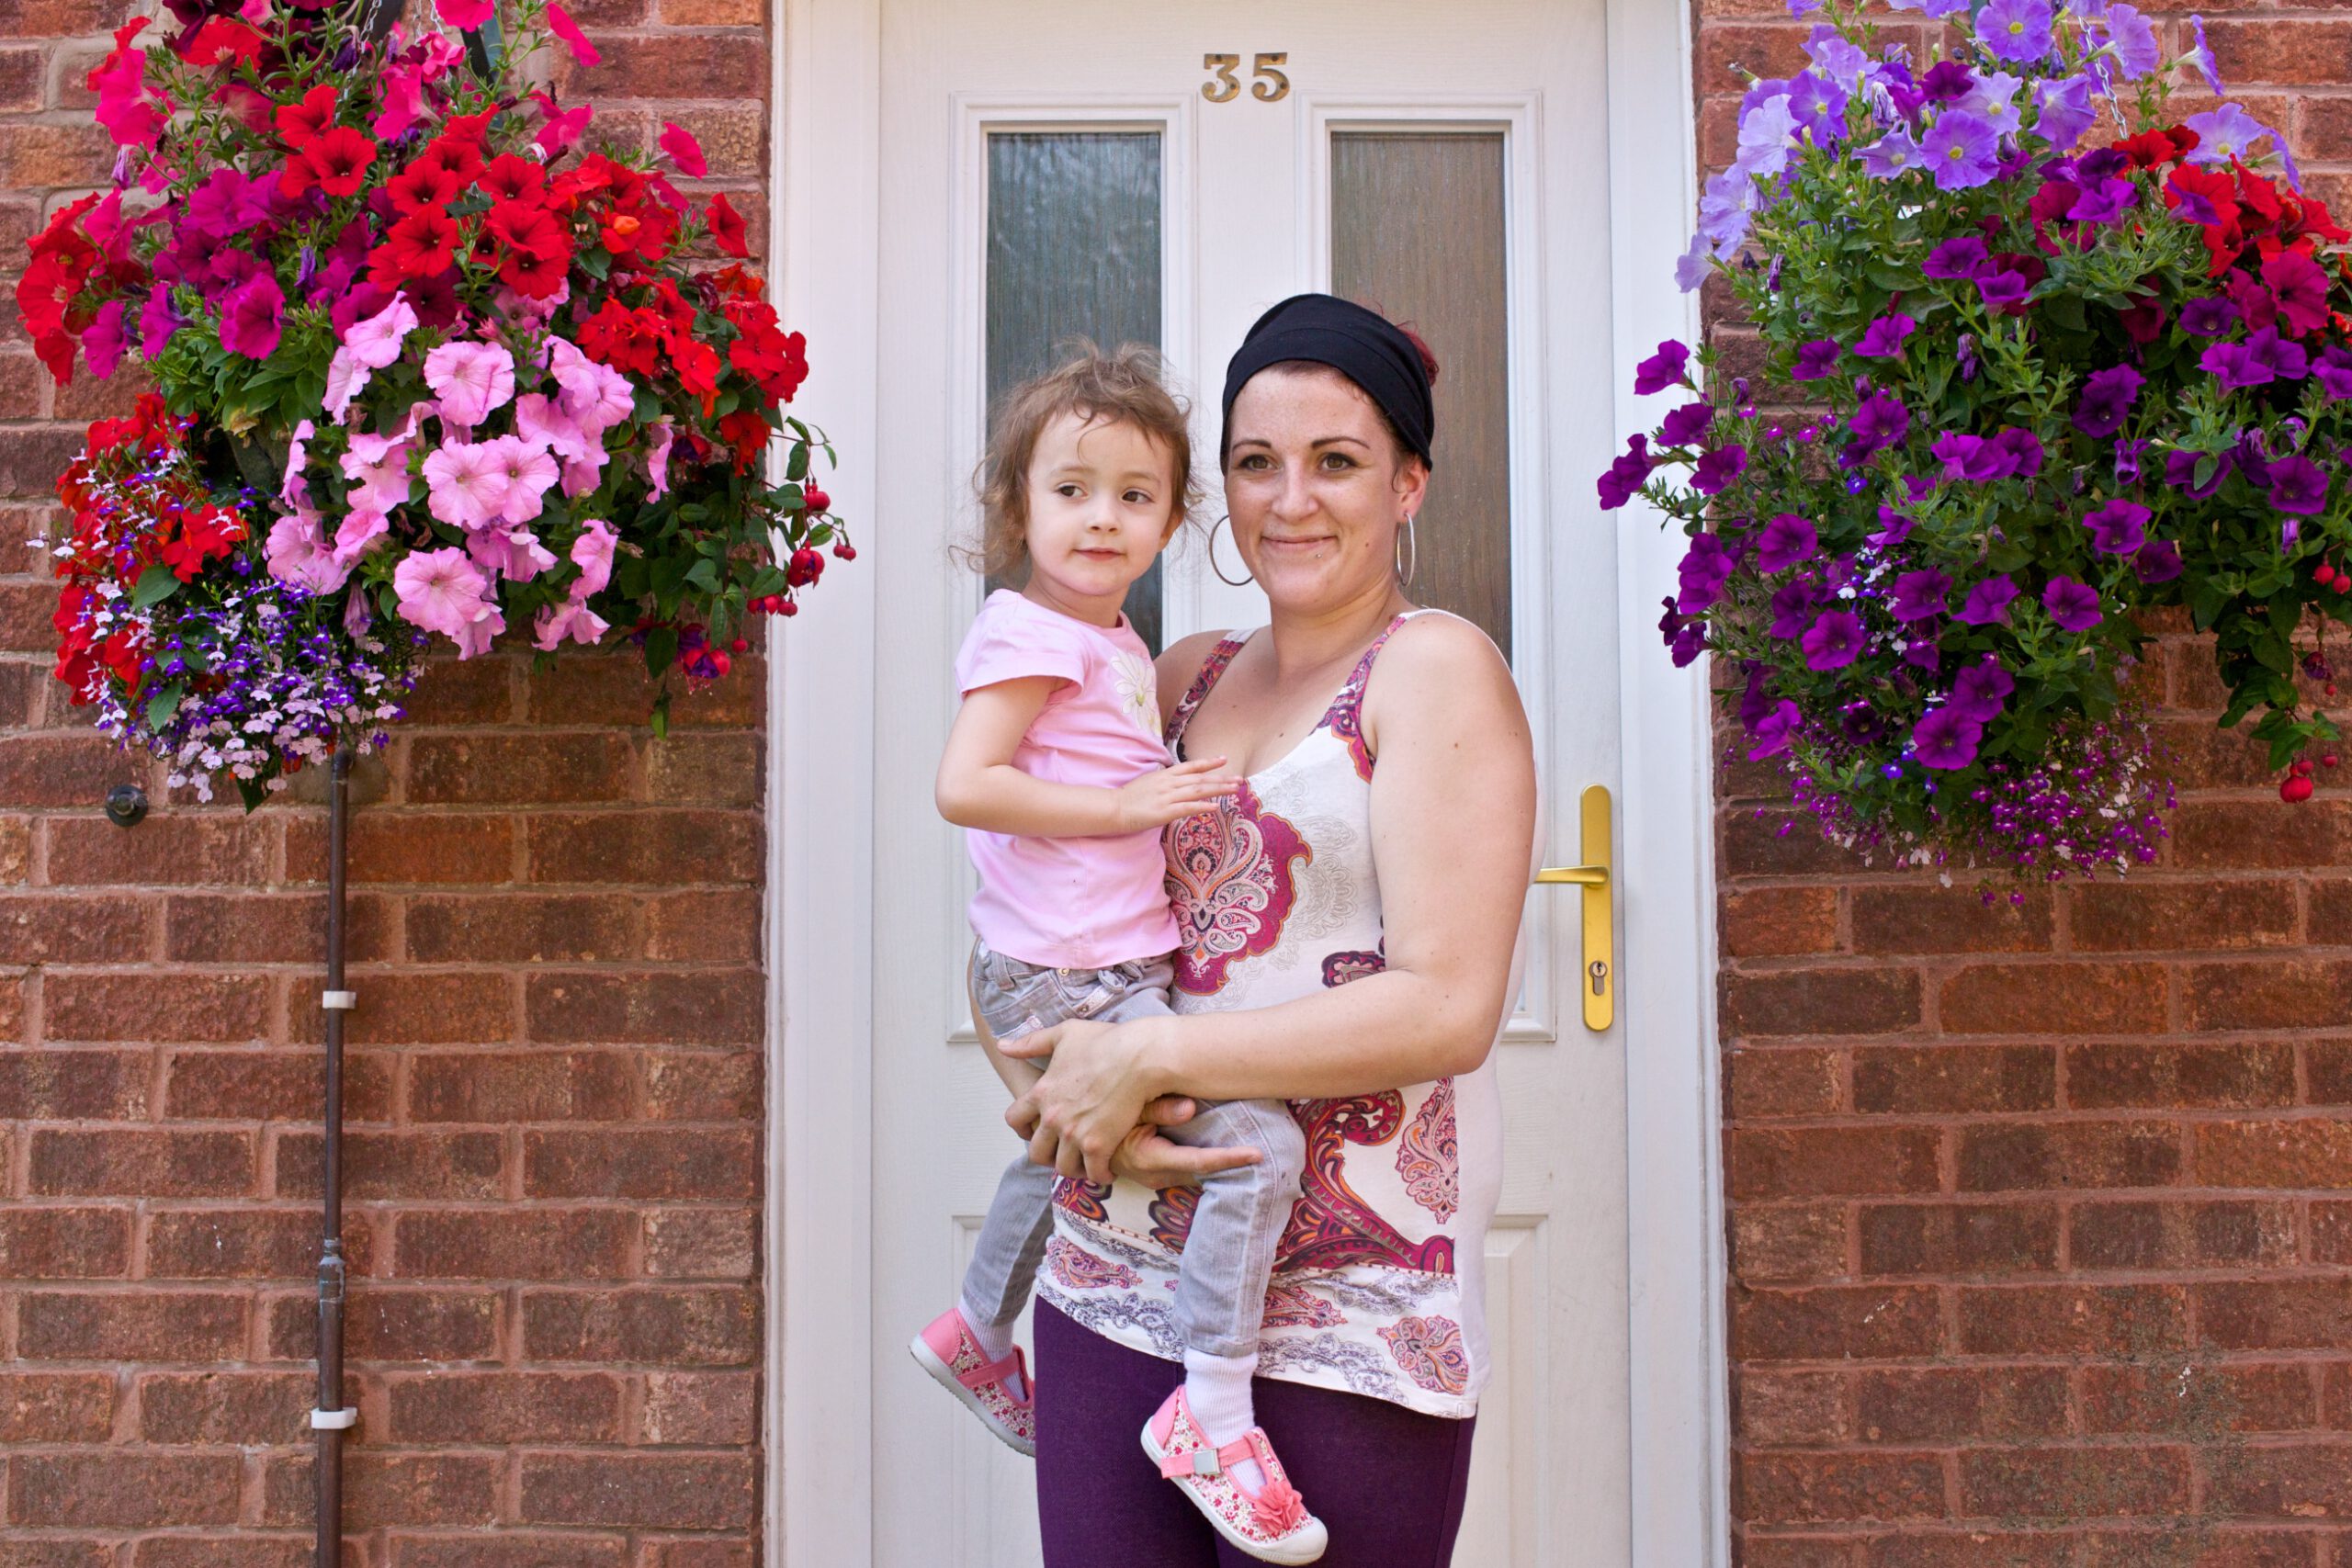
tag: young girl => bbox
[909,347,1328,1564]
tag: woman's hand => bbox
[1005,1016,1212,1184]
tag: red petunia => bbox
[479,153,546,207]
[717,410,770,473]
[292,124,377,198]
[274,84,337,149]
[368,208,459,286]
[442,109,495,146]
[387,157,468,215]
[706,193,749,258]
[180,17,266,68]
[159,503,247,581]
[576,299,664,377]
[410,134,484,187]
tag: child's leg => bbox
[1162,1095,1306,1483]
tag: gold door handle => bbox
[1533,784,1613,1032]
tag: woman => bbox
[1001,293,1539,1565]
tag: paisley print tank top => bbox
[1037,610,1506,1419]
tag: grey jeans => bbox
[962,940,1306,1359]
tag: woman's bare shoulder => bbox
[1364,611,1524,742]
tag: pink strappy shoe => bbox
[909,1308,1035,1456]
[1140,1385,1328,1564]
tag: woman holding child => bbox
[914,294,1535,1566]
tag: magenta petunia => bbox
[1792,339,1842,380]
[2042,576,2103,631]
[1801,609,1865,671]
[1634,339,1691,395]
[1854,312,1918,359]
[1949,656,2015,723]
[1910,705,1983,770]
[218,270,285,360]
[1889,568,1951,623]
[1756,513,1819,573]
[1956,575,2019,626]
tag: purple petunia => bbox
[1801,610,1866,671]
[2182,299,2237,338]
[1658,402,1714,446]
[1911,705,1984,770]
[1980,0,2053,62]
[1870,506,1917,547]
[1950,656,2016,723]
[1597,434,1654,510]
[2164,447,2234,501]
[2188,15,2223,96]
[2267,454,2331,515]
[1747,699,1804,760]
[2202,340,2271,390]
[1891,569,1951,622]
[1757,513,1820,573]
[1854,313,1919,359]
[2067,176,2139,225]
[1634,339,1691,395]
[2082,498,2150,555]
[2249,327,2309,381]
[1843,392,1910,465]
[2315,345,2352,401]
[1923,236,1989,279]
[1677,532,1735,613]
[1691,445,1748,495]
[1921,60,1975,101]
[1658,597,1706,667]
[1956,575,2019,626]
[2073,365,2143,437]
[2042,576,2104,631]
[2031,74,2098,151]
[2133,538,2184,584]
[1978,269,2031,310]
[1769,578,1819,638]
[1995,427,2045,479]
[1792,339,1843,380]
[1922,109,2000,189]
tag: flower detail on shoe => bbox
[910,1306,1035,1457]
[1141,1385,1329,1564]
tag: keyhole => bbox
[1588,959,1608,997]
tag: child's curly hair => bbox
[966,343,1203,580]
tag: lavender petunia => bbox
[2101,3,2160,79]
[1787,70,1849,144]
[1981,0,2054,62]
[1803,23,1868,90]
[2031,74,2098,151]
[2188,15,2223,96]
[1854,312,1918,358]
[1801,609,1866,671]
[1736,95,1801,179]
[1792,338,1843,380]
[2073,364,2143,437]
[2133,538,2184,584]
[1634,339,1691,395]
[1911,705,1984,770]
[2042,576,2104,631]
[1756,513,1820,572]
[1957,575,2020,626]
[1674,233,1715,294]
[2184,104,2269,167]
[1891,568,1951,622]
[2268,453,2330,515]
[1692,445,1748,495]
[1950,656,2017,723]
[1923,236,1989,279]
[2083,497,2150,555]
[1922,109,2000,189]
[2179,297,2236,337]
[1859,130,1924,179]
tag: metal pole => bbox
[314,742,356,1565]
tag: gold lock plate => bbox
[1533,784,1612,1032]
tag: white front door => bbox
[769,3,1724,1565]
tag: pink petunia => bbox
[139,283,179,362]
[514,393,594,462]
[341,433,414,513]
[480,434,561,523]
[659,122,707,177]
[570,518,618,595]
[435,0,494,28]
[281,418,315,508]
[533,594,610,650]
[560,456,605,499]
[373,64,426,141]
[546,3,601,66]
[393,546,503,656]
[466,521,558,583]
[546,336,634,434]
[219,270,285,360]
[423,340,517,428]
[422,440,512,529]
[264,507,353,594]
[646,419,675,498]
[345,292,420,369]
[332,507,390,566]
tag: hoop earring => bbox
[1395,513,1418,590]
[1209,514,1254,588]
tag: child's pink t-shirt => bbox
[953,589,1181,969]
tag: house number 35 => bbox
[1203,52,1289,103]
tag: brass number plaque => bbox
[1202,51,1289,103]
[1202,52,1239,102]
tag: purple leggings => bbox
[1034,1302,1477,1566]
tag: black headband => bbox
[1219,293,1434,470]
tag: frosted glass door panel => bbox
[985,130,1166,651]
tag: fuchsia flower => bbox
[423,340,517,428]
[422,440,511,529]
[394,547,505,658]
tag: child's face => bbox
[1020,411,1182,610]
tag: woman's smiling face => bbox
[1223,365,1427,612]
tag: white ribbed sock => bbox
[958,1297,1019,1373]
[1183,1348,1265,1493]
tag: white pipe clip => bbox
[311,1407,358,1430]
[321,990,358,1010]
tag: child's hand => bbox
[1114,757,1243,831]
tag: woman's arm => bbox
[1006,615,1538,1180]
[935,677,1237,838]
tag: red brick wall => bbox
[0,2,774,1562]
[1697,7,2352,1563]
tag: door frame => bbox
[761,1,1723,1562]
